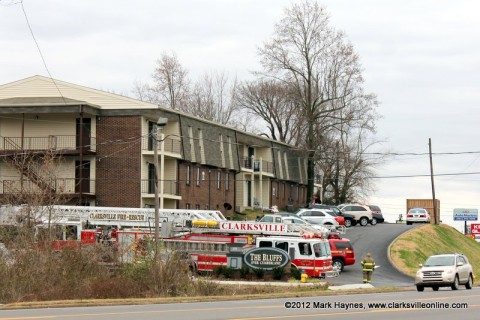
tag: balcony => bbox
[241,157,274,175]
[1,136,96,154]
[141,179,179,197]
[0,178,96,195]
[141,136,182,155]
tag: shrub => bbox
[291,266,301,280]
[213,265,226,277]
[272,267,285,280]
[253,268,265,279]
[239,266,250,279]
[223,267,234,279]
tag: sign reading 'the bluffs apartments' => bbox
[243,247,290,270]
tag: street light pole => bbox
[154,117,168,248]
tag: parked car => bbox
[257,212,296,222]
[367,205,385,224]
[329,238,355,271]
[339,204,373,226]
[295,208,340,226]
[415,253,474,291]
[257,214,330,233]
[308,204,356,227]
[406,208,431,225]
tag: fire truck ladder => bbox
[184,221,332,238]
[26,205,227,226]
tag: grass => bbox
[389,223,480,278]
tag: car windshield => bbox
[409,209,426,214]
[424,256,455,267]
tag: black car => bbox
[368,205,385,224]
[308,204,356,227]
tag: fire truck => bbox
[114,220,339,278]
[3,205,339,278]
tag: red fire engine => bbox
[4,205,339,278]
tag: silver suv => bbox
[415,253,474,291]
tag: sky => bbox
[1,0,480,230]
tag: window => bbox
[217,171,221,189]
[186,203,191,209]
[275,241,289,252]
[186,165,191,185]
[299,242,312,256]
[196,167,200,186]
[195,204,200,209]
[225,172,229,191]
[259,241,273,248]
[332,241,353,250]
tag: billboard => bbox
[453,208,478,221]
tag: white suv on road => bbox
[339,204,373,226]
[415,253,474,291]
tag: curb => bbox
[387,227,417,279]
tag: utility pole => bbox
[429,138,438,225]
[153,117,168,250]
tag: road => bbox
[329,222,415,287]
[1,288,478,319]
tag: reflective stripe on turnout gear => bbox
[361,259,375,272]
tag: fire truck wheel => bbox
[333,258,344,271]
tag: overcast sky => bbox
[1,0,479,229]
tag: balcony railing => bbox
[261,160,274,174]
[241,157,274,174]
[0,179,96,194]
[141,136,182,155]
[141,179,179,196]
[1,136,96,152]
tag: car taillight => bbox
[407,214,413,217]
[420,214,425,217]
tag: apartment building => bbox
[0,76,308,216]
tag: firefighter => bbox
[360,252,375,283]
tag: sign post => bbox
[453,208,478,234]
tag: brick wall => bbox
[270,180,307,211]
[177,161,235,217]
[96,116,142,207]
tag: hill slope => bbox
[390,223,480,279]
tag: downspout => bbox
[178,114,185,208]
[234,131,241,213]
[79,105,84,205]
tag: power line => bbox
[18,0,67,104]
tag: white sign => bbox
[453,208,478,221]
[219,221,287,232]
[88,213,147,221]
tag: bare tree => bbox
[236,79,302,144]
[257,0,372,202]
[185,71,239,125]
[1,150,69,243]
[131,80,157,103]
[317,90,382,204]
[133,51,190,109]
